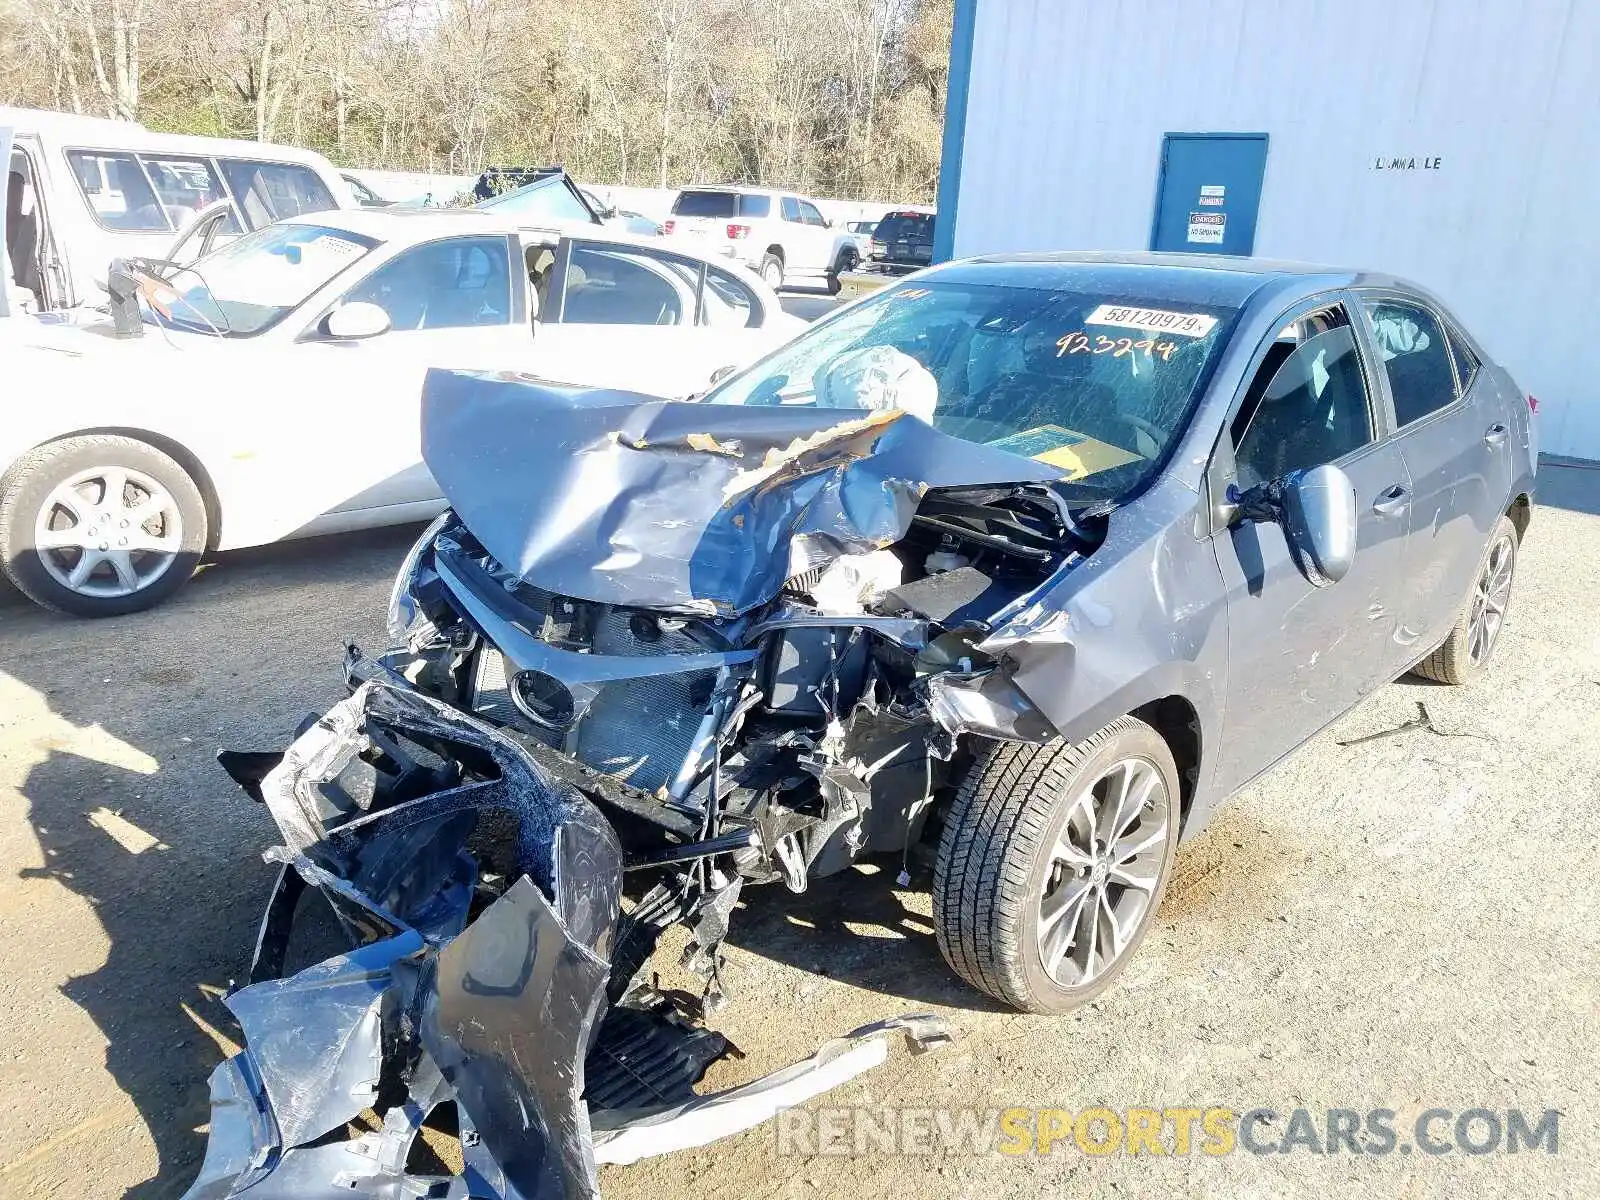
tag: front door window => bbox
[343,237,513,331]
[1231,306,1375,488]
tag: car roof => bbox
[278,205,748,259]
[929,251,1415,311]
[676,185,808,200]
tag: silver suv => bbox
[665,186,855,291]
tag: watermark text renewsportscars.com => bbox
[775,1105,1561,1158]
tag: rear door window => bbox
[702,264,761,328]
[562,245,697,325]
[1361,297,1461,426]
[66,150,168,231]
[219,159,338,226]
[1446,325,1481,392]
[138,155,239,233]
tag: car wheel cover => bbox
[1036,755,1170,988]
[763,260,782,286]
[33,465,183,599]
[1467,532,1515,665]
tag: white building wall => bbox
[949,0,1600,459]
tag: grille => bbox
[469,608,716,794]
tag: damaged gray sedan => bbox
[191,254,1535,1196]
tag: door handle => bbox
[1483,422,1508,446]
[1371,484,1411,517]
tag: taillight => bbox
[726,223,750,239]
[662,219,676,233]
[869,239,886,256]
[1527,394,1539,413]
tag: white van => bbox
[2,105,349,311]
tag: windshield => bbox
[476,176,597,225]
[705,279,1239,504]
[150,222,378,336]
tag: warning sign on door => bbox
[1187,211,1226,245]
[1198,184,1226,207]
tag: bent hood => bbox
[421,367,1063,615]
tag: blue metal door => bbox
[1151,133,1268,255]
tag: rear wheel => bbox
[1411,514,1519,684]
[933,717,1180,1013]
[760,253,784,290]
[827,248,859,295]
[0,435,208,617]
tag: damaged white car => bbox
[0,206,799,617]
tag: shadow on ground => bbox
[17,750,259,1199]
[3,525,419,1195]
[721,858,1010,1012]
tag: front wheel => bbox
[0,434,208,617]
[933,717,1181,1013]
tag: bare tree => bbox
[0,0,953,203]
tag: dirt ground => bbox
[0,489,1595,1200]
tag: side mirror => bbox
[324,301,391,341]
[1230,463,1357,587]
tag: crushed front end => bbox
[187,681,950,1200]
[382,374,1095,904]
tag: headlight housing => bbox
[386,511,453,647]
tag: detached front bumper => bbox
[187,676,950,1200]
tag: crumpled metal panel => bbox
[184,681,625,1200]
[225,931,422,1149]
[424,876,611,1200]
[420,368,1061,616]
[185,672,954,1200]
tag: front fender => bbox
[973,489,1230,805]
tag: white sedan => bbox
[0,208,804,617]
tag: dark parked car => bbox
[867,208,935,272]
[185,254,1534,1197]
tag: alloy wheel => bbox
[33,465,184,598]
[1036,756,1171,988]
[1467,532,1515,665]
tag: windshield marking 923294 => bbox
[706,279,1239,505]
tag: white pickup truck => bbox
[663,186,859,293]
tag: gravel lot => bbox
[0,479,1595,1200]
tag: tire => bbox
[933,716,1181,1014]
[1410,514,1519,685]
[827,249,859,295]
[760,253,784,290]
[0,434,208,617]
